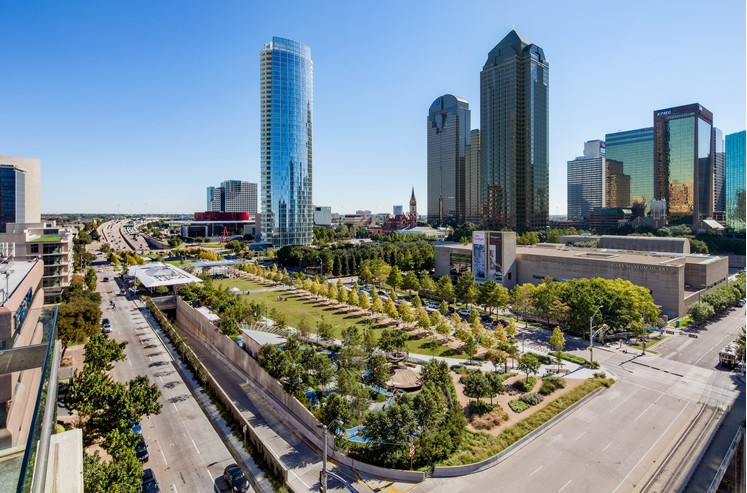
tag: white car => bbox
[458,309,472,317]
[102,318,112,333]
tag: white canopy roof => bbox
[128,263,202,288]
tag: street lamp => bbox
[589,305,603,363]
[321,419,343,493]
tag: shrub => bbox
[508,399,530,413]
[471,405,509,430]
[513,376,536,392]
[536,354,552,365]
[519,392,543,406]
[588,360,600,369]
[468,400,494,416]
[540,377,566,395]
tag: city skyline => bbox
[0,1,744,216]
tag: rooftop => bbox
[127,262,202,288]
[29,236,63,243]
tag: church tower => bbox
[409,187,417,224]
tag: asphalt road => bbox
[100,265,239,492]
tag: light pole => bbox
[589,305,603,363]
[321,419,343,493]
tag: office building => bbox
[313,206,332,226]
[653,104,714,223]
[207,186,223,212]
[465,129,481,224]
[725,131,746,231]
[260,37,314,246]
[427,94,470,224]
[605,128,654,211]
[0,157,41,233]
[206,181,257,216]
[393,205,403,216]
[712,128,725,219]
[480,30,549,231]
[567,140,605,220]
[606,160,631,209]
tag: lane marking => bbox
[530,465,543,476]
[558,480,572,492]
[575,431,586,440]
[159,447,168,465]
[611,403,689,493]
[609,388,638,413]
[634,402,655,422]
[191,438,200,454]
[602,442,612,452]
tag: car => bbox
[223,463,249,492]
[425,302,440,309]
[142,468,159,492]
[102,318,112,333]
[497,319,511,327]
[135,436,149,462]
[102,277,110,282]
[737,299,745,307]
[480,314,493,323]
[131,421,142,435]
[457,309,471,318]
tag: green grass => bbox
[213,277,278,293]
[439,377,612,466]
[215,279,466,357]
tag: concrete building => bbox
[313,206,332,226]
[0,222,75,303]
[567,140,606,220]
[561,235,690,254]
[260,37,314,247]
[0,156,41,234]
[427,95,470,224]
[464,129,481,224]
[434,233,728,319]
[480,30,549,231]
[654,103,714,223]
[605,128,654,212]
[207,181,258,216]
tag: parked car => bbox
[223,463,249,493]
[142,468,159,492]
[480,314,494,323]
[102,318,112,333]
[102,277,110,282]
[135,436,149,462]
[131,421,142,435]
[737,299,745,308]
[497,319,511,327]
[457,309,472,318]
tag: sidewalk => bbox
[136,299,273,493]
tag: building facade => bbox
[465,129,481,224]
[605,128,654,211]
[207,186,223,212]
[260,37,313,246]
[713,128,725,219]
[605,160,631,209]
[0,157,41,234]
[206,181,257,215]
[313,206,332,226]
[393,205,403,216]
[725,130,746,231]
[480,30,549,231]
[427,95,470,224]
[567,140,605,220]
[653,104,714,223]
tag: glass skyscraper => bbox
[725,130,745,232]
[427,95,470,224]
[465,129,481,224]
[713,128,725,216]
[605,128,654,211]
[480,30,549,231]
[260,37,313,246]
[654,103,713,223]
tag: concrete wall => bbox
[684,257,729,290]
[174,297,425,484]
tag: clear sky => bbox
[1,0,744,216]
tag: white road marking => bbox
[575,431,586,440]
[634,402,655,422]
[602,442,612,452]
[611,403,689,493]
[159,447,168,465]
[609,388,639,413]
[530,465,543,476]
[191,438,200,454]
[559,480,572,492]
[171,485,178,493]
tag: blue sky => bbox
[1,0,744,216]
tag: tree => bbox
[486,349,507,373]
[688,301,714,324]
[372,294,384,314]
[387,266,403,291]
[259,344,287,379]
[84,268,97,291]
[462,371,490,403]
[437,276,455,303]
[511,283,537,330]
[435,318,451,342]
[84,334,127,372]
[456,272,478,307]
[478,280,509,315]
[297,318,313,342]
[348,289,359,307]
[485,371,505,405]
[411,294,422,308]
[320,393,353,431]
[337,286,349,304]
[439,300,449,315]
[416,307,431,329]
[317,320,334,342]
[56,297,104,358]
[549,327,566,372]
[385,298,399,319]
[464,337,477,362]
[359,292,371,311]
[398,302,414,324]
[402,272,420,293]
[518,353,540,384]
[365,353,390,389]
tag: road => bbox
[417,307,744,493]
[100,264,240,492]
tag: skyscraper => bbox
[605,160,631,209]
[605,127,654,211]
[221,180,258,215]
[465,129,481,224]
[653,103,713,223]
[260,37,313,246]
[725,130,746,232]
[427,95,470,224]
[713,128,725,217]
[480,30,549,231]
[567,140,605,220]
[0,156,40,233]
[207,186,223,212]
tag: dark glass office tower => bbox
[605,128,654,211]
[260,37,313,246]
[713,128,725,216]
[725,131,746,231]
[480,30,549,231]
[653,103,713,223]
[427,95,470,224]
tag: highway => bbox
[98,263,240,491]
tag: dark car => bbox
[497,319,510,327]
[223,463,249,492]
[480,314,493,323]
[135,436,149,462]
[142,468,159,492]
[103,277,110,282]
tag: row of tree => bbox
[688,273,746,324]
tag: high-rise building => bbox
[465,129,481,224]
[605,160,631,209]
[207,186,223,212]
[605,128,654,211]
[713,128,725,218]
[221,180,257,215]
[0,156,40,233]
[725,130,746,231]
[313,206,332,226]
[393,205,403,215]
[567,140,605,220]
[260,37,313,246]
[480,30,549,231]
[427,95,470,224]
[653,103,714,223]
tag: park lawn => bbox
[213,277,275,292]
[225,286,466,358]
[438,377,611,466]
